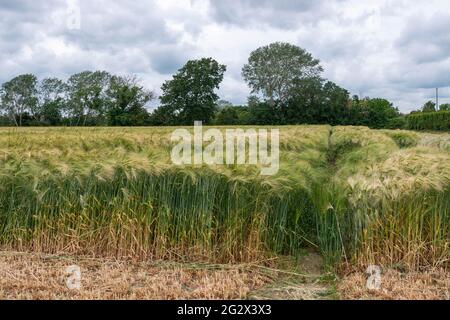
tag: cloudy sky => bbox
[1,0,450,112]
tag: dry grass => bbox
[2,251,448,300]
[250,282,332,300]
[338,268,450,300]
[0,251,274,300]
[419,132,450,153]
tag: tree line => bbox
[0,42,425,129]
[0,71,154,126]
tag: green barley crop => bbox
[322,127,450,269]
[0,126,448,270]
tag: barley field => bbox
[0,126,449,271]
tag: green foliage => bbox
[242,42,323,106]
[157,58,226,125]
[407,111,450,131]
[248,101,284,125]
[285,77,325,124]
[439,103,450,111]
[66,71,112,126]
[0,72,155,127]
[384,116,407,129]
[334,97,400,129]
[38,77,66,125]
[40,101,63,125]
[321,81,352,125]
[364,98,400,129]
[0,74,38,126]
[148,105,176,126]
[214,107,239,125]
[105,76,153,126]
[241,84,398,129]
[0,45,401,129]
[213,105,252,125]
[0,44,428,130]
[422,100,437,113]
[0,115,12,126]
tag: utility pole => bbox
[436,88,439,111]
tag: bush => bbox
[215,107,241,125]
[385,116,407,129]
[407,111,450,131]
[0,116,13,126]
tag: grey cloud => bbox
[0,1,58,48]
[0,0,189,84]
[397,13,450,65]
[389,62,450,89]
[0,0,58,13]
[385,12,450,90]
[208,0,331,29]
[59,1,179,52]
[149,49,189,75]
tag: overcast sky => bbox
[1,0,450,112]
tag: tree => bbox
[285,76,324,124]
[248,101,283,125]
[365,98,399,129]
[66,71,112,125]
[233,106,252,124]
[346,95,367,125]
[37,78,67,125]
[148,105,177,126]
[385,116,407,129]
[215,107,239,125]
[422,100,436,113]
[439,103,450,111]
[320,81,350,125]
[158,58,226,125]
[216,100,233,111]
[343,96,399,128]
[0,74,38,126]
[241,79,350,126]
[105,76,154,126]
[242,42,323,107]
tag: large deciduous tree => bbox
[285,76,324,124]
[105,75,154,126]
[66,71,112,125]
[0,74,38,126]
[320,81,351,125]
[37,77,67,125]
[158,58,226,125]
[242,42,323,107]
[365,98,399,129]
